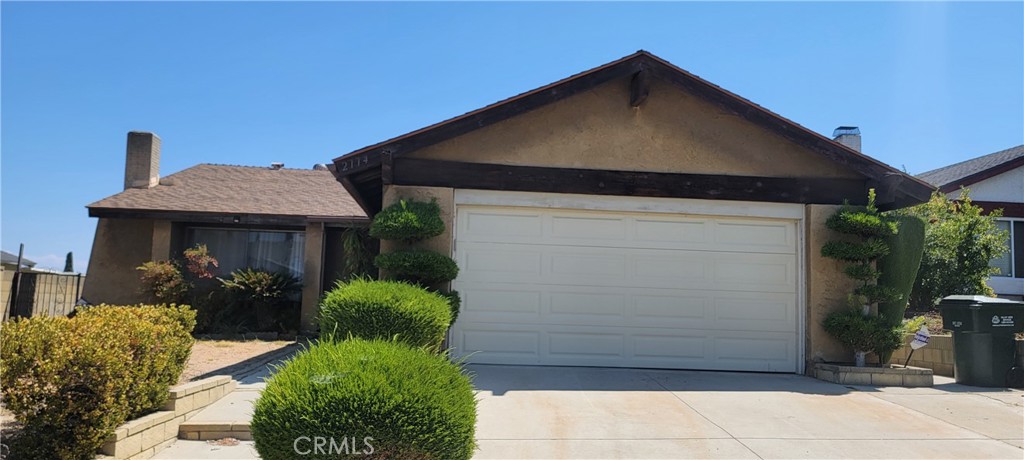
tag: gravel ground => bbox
[179,339,294,384]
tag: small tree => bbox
[63,252,74,273]
[900,189,1009,309]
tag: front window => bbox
[185,228,305,279]
[990,219,1022,279]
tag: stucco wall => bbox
[946,167,1023,203]
[409,78,860,180]
[83,218,156,305]
[380,185,455,288]
[805,204,861,369]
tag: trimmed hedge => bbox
[442,290,462,324]
[318,279,452,349]
[826,208,898,238]
[375,249,460,285]
[821,239,890,262]
[823,308,903,359]
[0,304,195,460]
[369,199,445,242]
[877,215,926,327]
[251,339,477,460]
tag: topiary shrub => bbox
[823,307,904,361]
[369,199,445,242]
[442,290,462,324]
[251,339,477,460]
[318,279,452,349]
[877,214,926,326]
[0,304,196,460]
[374,249,460,285]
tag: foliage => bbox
[64,251,74,273]
[318,279,452,349]
[821,240,890,262]
[374,249,460,285]
[826,208,899,238]
[876,215,926,327]
[901,315,928,335]
[219,269,303,331]
[183,244,219,279]
[823,308,904,360]
[0,304,195,460]
[340,227,376,280]
[137,260,189,304]
[369,199,446,242]
[251,339,477,460]
[896,190,1009,309]
[442,290,462,324]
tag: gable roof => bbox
[331,50,934,213]
[88,164,367,224]
[917,145,1024,193]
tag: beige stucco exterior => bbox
[805,204,861,368]
[409,78,860,180]
[83,218,158,305]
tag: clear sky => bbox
[2,2,1022,271]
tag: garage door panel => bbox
[451,203,800,373]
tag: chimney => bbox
[832,126,861,152]
[124,131,161,189]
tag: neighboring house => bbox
[84,132,368,329]
[1,250,36,271]
[918,145,1024,299]
[332,51,933,374]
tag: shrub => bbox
[251,339,477,460]
[375,249,460,285]
[877,215,926,327]
[442,290,462,324]
[318,279,452,349]
[137,260,188,303]
[823,307,903,360]
[898,190,1009,308]
[0,305,195,459]
[827,208,898,238]
[220,269,302,331]
[369,199,445,242]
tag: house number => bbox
[339,155,370,172]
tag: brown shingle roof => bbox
[87,164,366,219]
[917,145,1024,191]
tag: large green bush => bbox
[823,308,904,360]
[0,305,195,460]
[877,215,926,327]
[219,269,302,331]
[251,339,477,460]
[898,190,1009,308]
[369,199,445,242]
[374,249,460,285]
[318,279,452,349]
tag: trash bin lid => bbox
[941,295,1024,305]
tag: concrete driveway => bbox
[470,364,1024,459]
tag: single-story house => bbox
[918,145,1024,299]
[331,50,934,374]
[1,250,36,271]
[83,132,369,328]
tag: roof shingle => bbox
[87,164,366,219]
[917,145,1024,189]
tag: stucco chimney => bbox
[833,126,861,152]
[125,131,161,189]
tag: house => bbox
[1,250,36,271]
[918,145,1024,299]
[84,132,368,329]
[331,50,933,374]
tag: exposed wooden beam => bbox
[87,208,312,227]
[392,158,868,206]
[381,151,394,186]
[630,70,650,107]
[972,201,1024,218]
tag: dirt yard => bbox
[179,339,294,383]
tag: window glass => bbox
[185,228,304,279]
[990,220,1012,277]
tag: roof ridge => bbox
[918,144,1024,177]
[197,162,329,172]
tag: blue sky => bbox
[2,2,1022,271]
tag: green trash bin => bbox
[939,295,1024,387]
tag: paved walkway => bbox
[155,365,1024,459]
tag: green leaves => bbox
[374,249,460,285]
[821,239,890,262]
[823,308,903,358]
[251,339,477,460]
[318,279,452,349]
[369,199,446,242]
[826,208,898,238]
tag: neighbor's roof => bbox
[87,164,366,220]
[1,250,36,268]
[918,145,1024,192]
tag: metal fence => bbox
[2,270,85,321]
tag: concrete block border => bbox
[814,363,934,387]
[100,376,236,459]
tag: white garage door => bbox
[449,193,801,373]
